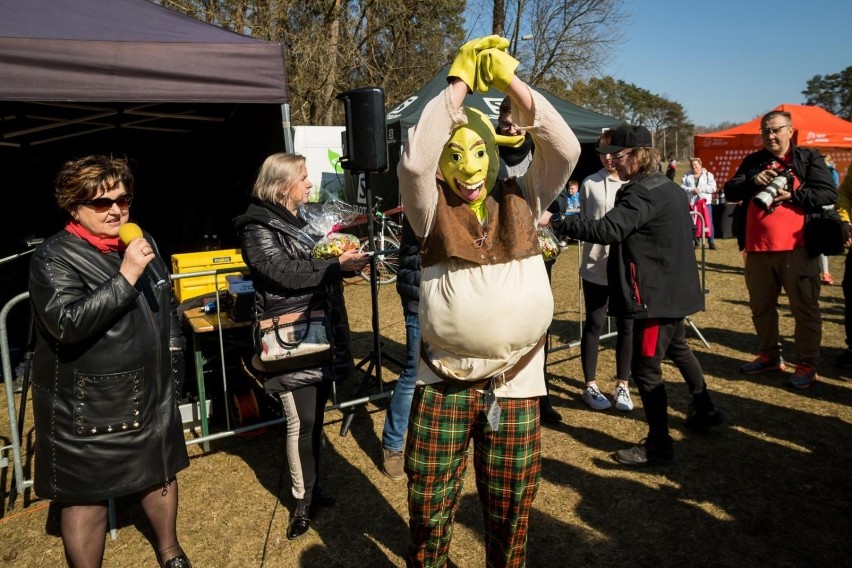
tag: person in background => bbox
[233,153,369,540]
[724,111,836,389]
[665,157,678,181]
[496,93,563,423]
[380,216,421,479]
[820,155,840,284]
[560,125,726,467]
[576,129,633,412]
[565,179,581,212]
[28,155,192,568]
[398,36,580,566]
[537,192,568,423]
[681,157,718,249]
[833,162,852,368]
[496,95,533,179]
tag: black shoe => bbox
[313,486,336,508]
[539,396,562,423]
[686,403,726,432]
[613,439,674,467]
[708,241,717,250]
[287,503,311,540]
[835,349,852,369]
[160,554,192,568]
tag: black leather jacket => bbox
[233,199,354,391]
[28,228,188,502]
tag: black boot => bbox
[539,395,562,423]
[160,556,191,568]
[638,384,672,450]
[686,389,726,431]
[287,501,311,540]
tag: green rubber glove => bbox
[477,47,519,93]
[447,35,510,93]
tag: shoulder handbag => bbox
[804,207,844,257]
[254,304,333,371]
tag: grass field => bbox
[2,239,852,567]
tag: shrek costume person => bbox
[397,36,580,568]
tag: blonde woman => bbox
[233,153,369,539]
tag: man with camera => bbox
[724,110,836,389]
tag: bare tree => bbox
[492,0,505,36]
[158,0,465,125]
[504,0,626,88]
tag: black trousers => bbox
[632,318,707,448]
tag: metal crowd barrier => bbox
[1,292,33,498]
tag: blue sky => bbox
[465,0,851,127]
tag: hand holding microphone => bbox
[119,222,168,289]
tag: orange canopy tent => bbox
[694,104,852,190]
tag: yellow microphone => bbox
[119,222,167,288]
[118,222,144,245]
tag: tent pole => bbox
[281,103,294,153]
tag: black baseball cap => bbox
[596,125,653,154]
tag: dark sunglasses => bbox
[76,194,133,212]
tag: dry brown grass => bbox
[3,239,852,567]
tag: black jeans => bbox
[631,318,706,448]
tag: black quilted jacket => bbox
[395,217,421,314]
[233,199,355,391]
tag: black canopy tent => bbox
[364,65,625,206]
[0,0,290,346]
[0,0,289,258]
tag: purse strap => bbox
[257,285,336,349]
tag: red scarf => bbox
[65,220,124,253]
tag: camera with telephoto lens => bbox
[753,167,793,211]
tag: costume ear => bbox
[494,133,526,148]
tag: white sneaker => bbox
[614,384,634,411]
[582,385,611,410]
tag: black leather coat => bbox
[233,199,355,392]
[28,229,189,502]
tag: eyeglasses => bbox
[760,124,790,136]
[610,151,632,162]
[76,194,133,212]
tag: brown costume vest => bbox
[420,178,541,267]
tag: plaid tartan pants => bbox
[404,382,541,568]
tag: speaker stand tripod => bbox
[332,175,403,436]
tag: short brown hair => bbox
[499,96,512,115]
[597,128,615,148]
[54,155,133,214]
[761,110,792,128]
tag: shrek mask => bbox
[439,107,524,222]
